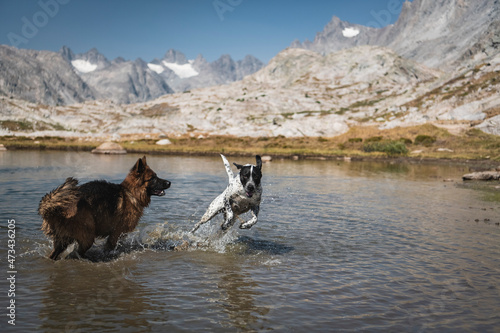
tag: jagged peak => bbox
[59,45,74,61]
[163,49,188,64]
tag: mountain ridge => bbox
[291,0,500,69]
[0,44,264,105]
[1,43,499,138]
[1,0,500,139]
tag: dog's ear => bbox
[233,163,244,170]
[255,155,262,170]
[132,157,146,174]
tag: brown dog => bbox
[39,156,170,260]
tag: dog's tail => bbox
[220,154,234,180]
[39,177,80,234]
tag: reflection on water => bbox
[39,261,152,332]
[0,151,499,332]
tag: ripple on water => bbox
[1,153,500,331]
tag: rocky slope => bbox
[0,45,94,106]
[147,50,263,93]
[62,46,173,104]
[2,44,499,138]
[0,45,264,105]
[292,0,500,70]
[62,47,263,102]
[1,0,500,139]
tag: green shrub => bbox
[348,138,363,143]
[400,137,413,145]
[365,136,383,143]
[414,135,436,146]
[363,140,408,156]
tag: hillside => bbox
[3,45,498,139]
[0,45,263,105]
[292,0,500,70]
[1,0,500,141]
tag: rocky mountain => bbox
[63,47,264,103]
[1,0,500,138]
[146,49,264,92]
[0,45,264,105]
[0,46,444,136]
[2,43,499,138]
[290,16,382,54]
[0,45,94,105]
[292,0,500,69]
[62,47,173,104]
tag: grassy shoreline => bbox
[1,124,500,167]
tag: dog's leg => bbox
[105,232,122,252]
[221,201,236,230]
[76,238,94,258]
[191,194,225,233]
[240,205,259,229]
[191,207,220,233]
[49,238,71,260]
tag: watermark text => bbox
[213,0,243,21]
[6,219,16,326]
[7,0,71,47]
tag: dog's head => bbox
[234,155,262,198]
[126,156,171,201]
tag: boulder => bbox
[91,142,127,154]
[261,155,272,163]
[156,139,172,145]
[462,171,500,181]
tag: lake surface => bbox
[1,151,499,332]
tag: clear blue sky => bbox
[0,0,409,63]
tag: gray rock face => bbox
[1,0,499,139]
[0,45,94,105]
[78,58,173,104]
[387,0,500,68]
[153,50,264,92]
[292,0,500,69]
[463,171,500,181]
[1,42,498,138]
[62,46,110,70]
[62,47,173,104]
[163,49,188,64]
[0,45,264,105]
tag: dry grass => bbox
[1,124,500,161]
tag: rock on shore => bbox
[91,142,127,154]
[462,171,500,181]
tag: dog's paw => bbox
[239,223,253,229]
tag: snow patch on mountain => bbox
[162,60,199,78]
[71,59,97,73]
[342,27,359,38]
[147,63,165,74]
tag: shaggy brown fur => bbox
[39,156,170,260]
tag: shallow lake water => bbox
[1,151,499,332]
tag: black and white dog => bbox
[191,154,262,233]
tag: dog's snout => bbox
[163,180,171,189]
[247,184,255,192]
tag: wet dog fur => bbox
[191,154,262,233]
[39,156,170,260]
